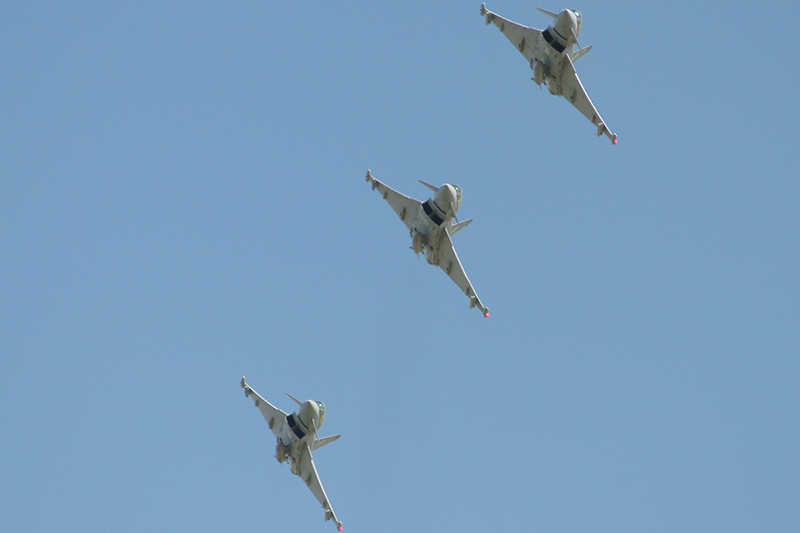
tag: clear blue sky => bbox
[2,1,798,531]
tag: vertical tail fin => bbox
[286,392,303,405]
[418,180,438,192]
[537,7,558,18]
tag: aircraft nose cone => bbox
[299,400,320,427]
[559,8,576,24]
[554,9,577,39]
[434,185,456,210]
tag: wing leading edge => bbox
[366,169,421,231]
[299,443,343,530]
[482,3,543,63]
[241,377,287,439]
[438,229,489,317]
[561,54,617,143]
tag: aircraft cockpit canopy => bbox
[317,401,326,425]
[453,184,462,211]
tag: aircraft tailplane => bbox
[312,434,341,451]
[449,218,473,236]
[571,44,592,62]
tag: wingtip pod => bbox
[469,296,490,317]
[366,169,379,190]
[597,123,618,144]
[324,509,343,530]
[481,3,494,24]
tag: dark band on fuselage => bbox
[541,28,565,53]
[286,413,306,439]
[421,200,445,226]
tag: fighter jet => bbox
[481,4,618,144]
[240,377,343,531]
[365,169,489,317]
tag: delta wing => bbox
[241,377,287,440]
[366,170,421,232]
[482,5,543,64]
[298,444,342,529]
[437,230,489,317]
[560,54,616,142]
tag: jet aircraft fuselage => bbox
[241,378,343,530]
[481,4,617,143]
[366,170,489,317]
[273,395,325,473]
[534,8,582,96]
[406,182,463,265]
